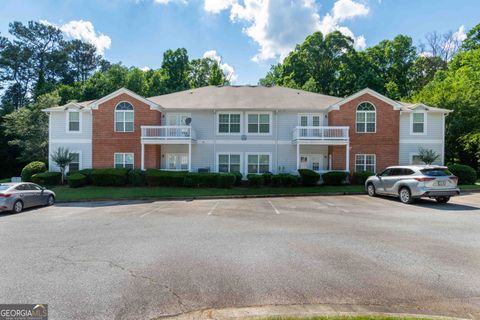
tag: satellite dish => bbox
[185,117,192,125]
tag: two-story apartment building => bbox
[43,85,451,176]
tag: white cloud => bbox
[41,20,111,56]
[203,0,369,62]
[140,66,151,71]
[203,50,238,82]
[453,25,467,42]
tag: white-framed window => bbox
[217,153,241,173]
[166,113,191,126]
[356,102,376,133]
[298,114,322,126]
[115,102,134,132]
[246,112,271,134]
[218,112,241,134]
[411,112,426,134]
[246,153,271,174]
[114,153,134,169]
[165,153,188,170]
[410,154,424,165]
[355,154,376,172]
[67,111,80,132]
[69,152,81,172]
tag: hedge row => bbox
[246,172,300,187]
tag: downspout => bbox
[48,112,52,171]
[213,110,216,172]
[275,109,279,174]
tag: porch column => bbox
[345,142,350,172]
[296,143,300,170]
[141,143,145,171]
[188,142,192,172]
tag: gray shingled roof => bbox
[148,85,343,110]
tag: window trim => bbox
[67,151,82,172]
[297,113,323,126]
[216,112,242,136]
[114,152,135,169]
[409,153,424,165]
[355,101,376,134]
[245,111,272,135]
[245,152,272,175]
[165,113,191,126]
[114,101,135,133]
[66,110,82,133]
[354,154,376,173]
[410,111,427,135]
[216,152,243,173]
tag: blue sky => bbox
[1,0,479,84]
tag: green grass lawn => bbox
[51,185,365,201]
[49,182,480,202]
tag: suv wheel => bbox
[13,200,23,214]
[367,183,376,197]
[399,187,413,204]
[436,196,450,204]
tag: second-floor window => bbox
[411,112,425,134]
[356,102,376,133]
[247,113,270,134]
[218,113,241,134]
[68,111,80,132]
[115,102,134,132]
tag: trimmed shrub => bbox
[68,173,87,188]
[145,170,187,187]
[298,169,320,186]
[31,172,61,185]
[21,161,47,182]
[232,171,243,186]
[448,164,477,185]
[128,169,146,186]
[91,168,129,186]
[184,173,236,188]
[262,172,273,185]
[322,171,349,185]
[271,174,299,187]
[78,169,93,184]
[217,173,236,188]
[247,174,264,187]
[350,171,375,185]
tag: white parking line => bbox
[268,200,280,214]
[140,209,157,218]
[207,201,220,215]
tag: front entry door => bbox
[300,154,323,172]
[165,153,189,170]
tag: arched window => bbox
[115,102,134,132]
[356,102,376,133]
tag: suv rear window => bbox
[421,169,452,176]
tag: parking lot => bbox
[1,193,480,320]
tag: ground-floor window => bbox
[165,153,188,170]
[247,153,270,174]
[69,152,80,172]
[355,154,376,172]
[410,154,423,165]
[115,153,134,169]
[218,154,241,173]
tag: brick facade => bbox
[328,93,400,172]
[92,93,161,169]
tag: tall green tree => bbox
[462,23,480,51]
[2,92,60,163]
[162,48,190,93]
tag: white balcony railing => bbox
[292,126,349,143]
[141,125,196,142]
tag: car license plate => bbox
[437,181,446,186]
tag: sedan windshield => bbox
[421,169,452,176]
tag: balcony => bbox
[141,125,196,144]
[292,126,349,144]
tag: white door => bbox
[165,153,189,170]
[300,154,323,172]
